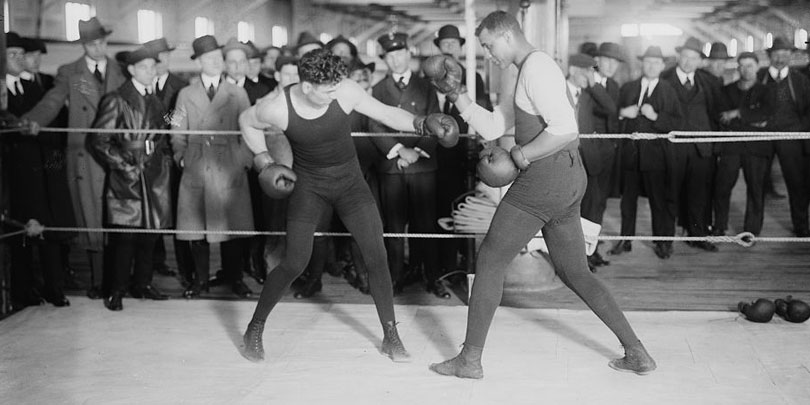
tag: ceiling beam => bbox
[765,8,802,30]
[736,20,767,39]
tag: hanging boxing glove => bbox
[738,298,776,323]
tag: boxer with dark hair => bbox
[239,49,459,362]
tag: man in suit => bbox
[758,37,810,237]
[713,52,773,237]
[433,24,492,287]
[4,32,76,310]
[574,44,622,269]
[370,32,443,296]
[615,46,683,259]
[88,47,173,311]
[224,38,272,105]
[294,32,323,58]
[24,17,127,299]
[143,37,191,282]
[661,37,725,252]
[246,41,277,91]
[261,46,281,79]
[704,42,731,85]
[21,37,53,91]
[171,35,254,299]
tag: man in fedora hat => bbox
[143,37,190,282]
[223,38,271,105]
[432,24,492,286]
[24,17,126,300]
[245,41,277,91]
[713,52,773,237]
[294,31,323,58]
[4,32,77,310]
[580,42,624,267]
[261,46,281,80]
[704,42,732,84]
[661,36,725,253]
[614,46,684,259]
[87,46,174,311]
[371,32,447,298]
[171,35,255,299]
[757,36,810,237]
[21,37,52,91]
[326,35,358,66]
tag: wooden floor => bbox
[56,161,810,312]
[1,298,809,404]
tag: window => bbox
[703,42,711,56]
[764,33,773,49]
[271,25,288,47]
[795,29,808,50]
[195,17,215,38]
[729,39,737,57]
[65,2,93,41]
[137,9,163,43]
[238,21,255,42]
[4,2,9,33]
[320,33,332,44]
[746,36,754,52]
[366,40,376,57]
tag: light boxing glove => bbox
[413,113,460,148]
[254,151,297,199]
[477,146,519,187]
[422,55,464,101]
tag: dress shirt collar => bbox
[392,69,412,86]
[768,66,789,81]
[201,73,221,90]
[226,75,246,87]
[675,67,694,85]
[155,72,169,92]
[85,56,107,76]
[6,74,23,95]
[131,78,152,96]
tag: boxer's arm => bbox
[239,91,293,168]
[342,79,416,132]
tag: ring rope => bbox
[4,127,810,142]
[3,218,808,249]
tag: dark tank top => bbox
[283,85,357,168]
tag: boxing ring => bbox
[1,127,809,403]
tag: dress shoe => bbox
[248,265,266,285]
[208,269,227,287]
[130,285,169,300]
[608,240,632,255]
[105,292,124,311]
[182,282,209,299]
[427,280,451,299]
[587,252,610,269]
[653,242,672,259]
[232,279,253,298]
[293,278,322,299]
[45,295,71,307]
[86,285,104,300]
[242,319,265,362]
[685,240,718,252]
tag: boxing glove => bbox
[775,297,789,317]
[413,113,460,148]
[784,296,810,323]
[422,55,463,101]
[477,146,519,187]
[738,298,776,323]
[254,152,297,199]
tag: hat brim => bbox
[596,51,625,63]
[637,55,664,61]
[190,46,223,60]
[433,36,465,47]
[380,45,408,56]
[675,46,706,58]
[77,28,113,43]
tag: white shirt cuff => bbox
[387,143,404,160]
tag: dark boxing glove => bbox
[777,296,810,323]
[254,151,297,199]
[413,113,460,148]
[422,55,464,101]
[477,146,519,187]
[738,298,776,323]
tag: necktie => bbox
[94,64,103,83]
[396,77,406,90]
[207,84,216,101]
[638,84,648,107]
[684,77,693,91]
[14,80,23,96]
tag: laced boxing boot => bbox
[608,341,657,375]
[242,319,266,362]
[380,321,411,362]
[429,343,484,379]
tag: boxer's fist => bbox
[258,163,297,199]
[477,146,519,187]
[413,113,460,148]
[423,55,463,101]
